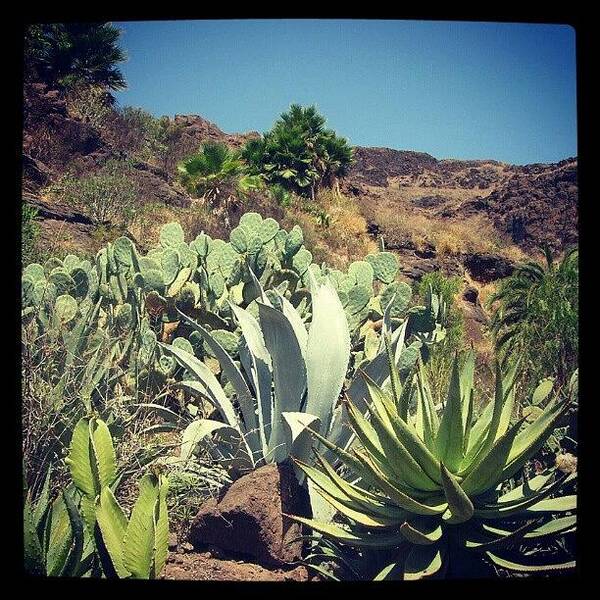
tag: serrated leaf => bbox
[24,499,44,575]
[403,542,446,580]
[153,476,170,577]
[434,357,464,471]
[91,418,117,490]
[439,463,473,524]
[486,551,575,573]
[399,518,443,545]
[46,495,74,576]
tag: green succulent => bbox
[24,467,92,577]
[65,416,170,579]
[289,345,576,579]
[22,214,447,422]
[155,271,429,483]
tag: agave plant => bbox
[288,345,577,579]
[158,271,421,479]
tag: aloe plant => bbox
[95,470,169,579]
[288,347,577,579]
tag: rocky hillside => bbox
[21,82,578,285]
[344,146,577,253]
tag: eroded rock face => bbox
[188,463,311,567]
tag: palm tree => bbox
[24,23,127,91]
[178,142,262,203]
[488,246,578,387]
[241,104,353,200]
[319,131,354,196]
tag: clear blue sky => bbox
[113,20,577,165]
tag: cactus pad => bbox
[48,268,75,295]
[54,294,78,324]
[230,226,249,253]
[160,222,185,248]
[113,237,137,267]
[366,252,399,284]
[346,284,371,315]
[380,281,412,318]
[348,261,375,288]
[284,225,304,257]
[292,247,312,275]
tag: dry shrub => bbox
[64,84,113,130]
[370,200,524,260]
[282,189,377,269]
[128,198,237,252]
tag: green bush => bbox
[178,141,262,203]
[488,248,578,390]
[22,204,41,265]
[268,183,294,207]
[117,107,181,166]
[48,160,138,226]
[242,104,353,200]
[65,84,114,130]
[24,23,127,91]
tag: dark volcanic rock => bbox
[23,83,106,171]
[462,286,479,304]
[23,193,94,225]
[463,252,515,283]
[188,463,312,567]
[483,159,578,252]
[345,147,509,190]
[130,164,191,208]
[398,257,440,281]
[413,194,448,208]
[22,155,52,192]
[348,147,439,187]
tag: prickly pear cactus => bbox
[22,212,448,407]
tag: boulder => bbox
[555,453,577,475]
[412,194,448,209]
[188,462,311,567]
[462,285,479,304]
[22,154,52,192]
[463,252,515,283]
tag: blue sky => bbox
[113,20,577,165]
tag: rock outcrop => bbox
[188,463,311,568]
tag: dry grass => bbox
[365,194,526,261]
[128,199,232,251]
[282,189,377,269]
